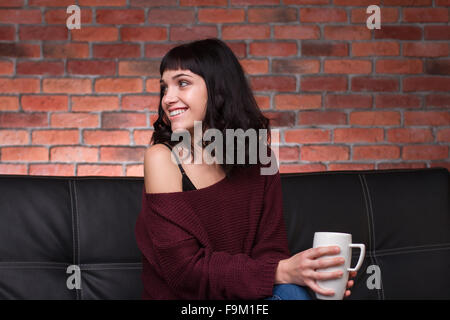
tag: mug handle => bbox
[347,244,366,272]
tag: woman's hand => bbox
[276,246,357,298]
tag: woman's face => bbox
[160,69,208,135]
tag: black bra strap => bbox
[159,143,187,175]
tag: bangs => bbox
[159,44,202,77]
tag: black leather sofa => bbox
[0,167,448,299]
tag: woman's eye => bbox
[161,81,189,94]
[179,80,189,87]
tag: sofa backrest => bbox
[0,167,448,299]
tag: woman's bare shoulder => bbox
[144,144,182,194]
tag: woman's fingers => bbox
[346,280,354,289]
[305,280,335,296]
[311,270,344,281]
[307,246,340,259]
[345,290,351,297]
[310,256,345,270]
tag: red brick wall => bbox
[0,0,448,177]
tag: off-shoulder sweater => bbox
[134,163,291,300]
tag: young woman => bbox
[134,38,356,300]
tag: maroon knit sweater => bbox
[134,163,291,300]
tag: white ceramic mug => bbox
[312,232,366,300]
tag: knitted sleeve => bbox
[140,189,282,300]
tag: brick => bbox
[0,43,40,58]
[437,129,450,142]
[250,42,297,57]
[45,9,92,24]
[403,43,448,57]
[71,27,118,42]
[274,94,321,110]
[19,26,68,41]
[79,0,127,5]
[248,7,297,23]
[325,94,372,109]
[145,79,160,93]
[0,9,41,23]
[0,96,19,111]
[43,79,91,94]
[403,77,450,92]
[198,8,245,23]
[32,129,79,145]
[436,0,450,4]
[84,130,130,145]
[72,96,119,111]
[43,43,89,59]
[272,59,319,74]
[77,165,123,176]
[180,0,227,5]
[301,76,347,92]
[403,8,448,22]
[300,8,346,22]
[284,129,330,143]
[170,26,218,41]
[425,59,450,75]
[134,129,153,146]
[230,0,279,4]
[334,0,381,4]
[0,164,27,174]
[0,113,47,128]
[324,26,371,40]
[118,61,159,76]
[351,77,399,92]
[334,128,384,143]
[240,59,269,74]
[126,164,143,176]
[329,163,375,171]
[0,79,39,93]
[131,0,176,6]
[148,9,195,24]
[404,111,450,126]
[0,0,24,7]
[29,164,74,176]
[51,147,98,162]
[279,146,300,162]
[122,95,159,111]
[279,163,327,174]
[96,9,145,24]
[262,111,296,127]
[383,0,431,4]
[222,25,270,40]
[0,130,28,145]
[250,76,296,92]
[375,94,421,109]
[1,147,48,162]
[0,60,13,75]
[387,128,433,143]
[353,146,400,160]
[17,61,64,75]
[145,43,178,58]
[255,95,270,110]
[426,94,450,108]
[95,78,143,93]
[376,59,422,74]
[324,59,372,74]
[352,42,399,56]
[350,111,401,126]
[22,95,68,111]
[425,26,450,40]
[29,0,73,6]
[93,44,140,58]
[120,27,167,41]
[378,162,427,170]
[374,26,422,40]
[0,26,15,41]
[301,146,349,161]
[102,112,147,128]
[301,42,348,57]
[274,26,320,39]
[403,145,448,160]
[100,146,146,162]
[299,111,347,125]
[351,7,398,23]
[68,60,116,75]
[51,113,99,128]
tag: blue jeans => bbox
[265,284,312,300]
